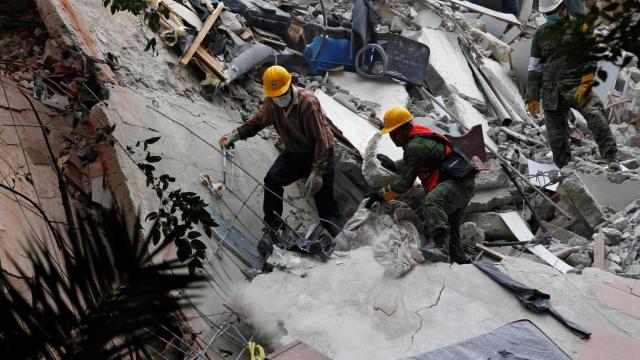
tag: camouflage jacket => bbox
[390,136,446,194]
[525,21,597,110]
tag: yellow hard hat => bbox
[381,106,413,134]
[262,65,292,98]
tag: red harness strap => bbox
[407,125,452,192]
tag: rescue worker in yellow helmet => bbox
[366,107,477,264]
[219,66,342,259]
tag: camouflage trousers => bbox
[423,176,475,264]
[543,88,618,168]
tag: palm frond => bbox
[0,208,206,359]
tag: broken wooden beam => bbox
[158,9,226,81]
[474,243,505,261]
[194,47,226,81]
[160,0,203,30]
[178,2,224,67]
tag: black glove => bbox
[377,154,397,172]
[364,192,384,209]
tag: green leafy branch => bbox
[130,136,218,274]
[558,0,640,71]
[101,0,184,53]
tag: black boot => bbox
[257,229,275,259]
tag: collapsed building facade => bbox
[1,0,640,359]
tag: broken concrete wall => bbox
[329,72,409,119]
[0,76,71,289]
[413,28,486,108]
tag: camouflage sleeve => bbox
[394,158,404,172]
[390,139,445,194]
[526,30,543,101]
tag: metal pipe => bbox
[311,0,328,63]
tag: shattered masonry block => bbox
[600,228,624,246]
[557,174,605,229]
[464,211,515,240]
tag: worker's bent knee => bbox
[264,171,282,188]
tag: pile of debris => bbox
[144,0,640,277]
[1,12,96,112]
[152,0,284,85]
[3,0,640,358]
[0,7,114,209]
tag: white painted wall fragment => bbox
[315,90,404,160]
[416,28,486,107]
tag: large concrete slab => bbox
[315,89,404,161]
[480,58,531,123]
[577,173,640,211]
[238,248,640,359]
[415,28,486,107]
[329,72,409,119]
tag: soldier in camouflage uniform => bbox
[526,0,619,170]
[366,107,477,264]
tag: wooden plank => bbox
[474,243,504,261]
[194,47,226,81]
[158,16,221,79]
[160,0,203,30]
[178,3,224,67]
[191,57,214,75]
[158,14,180,32]
[594,234,605,270]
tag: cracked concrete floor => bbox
[238,247,640,359]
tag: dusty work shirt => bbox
[237,87,334,171]
[526,21,597,110]
[391,136,446,194]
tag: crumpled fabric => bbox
[335,198,426,277]
[362,133,400,188]
[474,261,591,339]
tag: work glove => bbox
[364,191,385,209]
[576,72,595,107]
[526,100,540,119]
[219,130,239,149]
[376,153,398,172]
[304,168,323,197]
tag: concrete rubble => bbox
[2,0,640,359]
